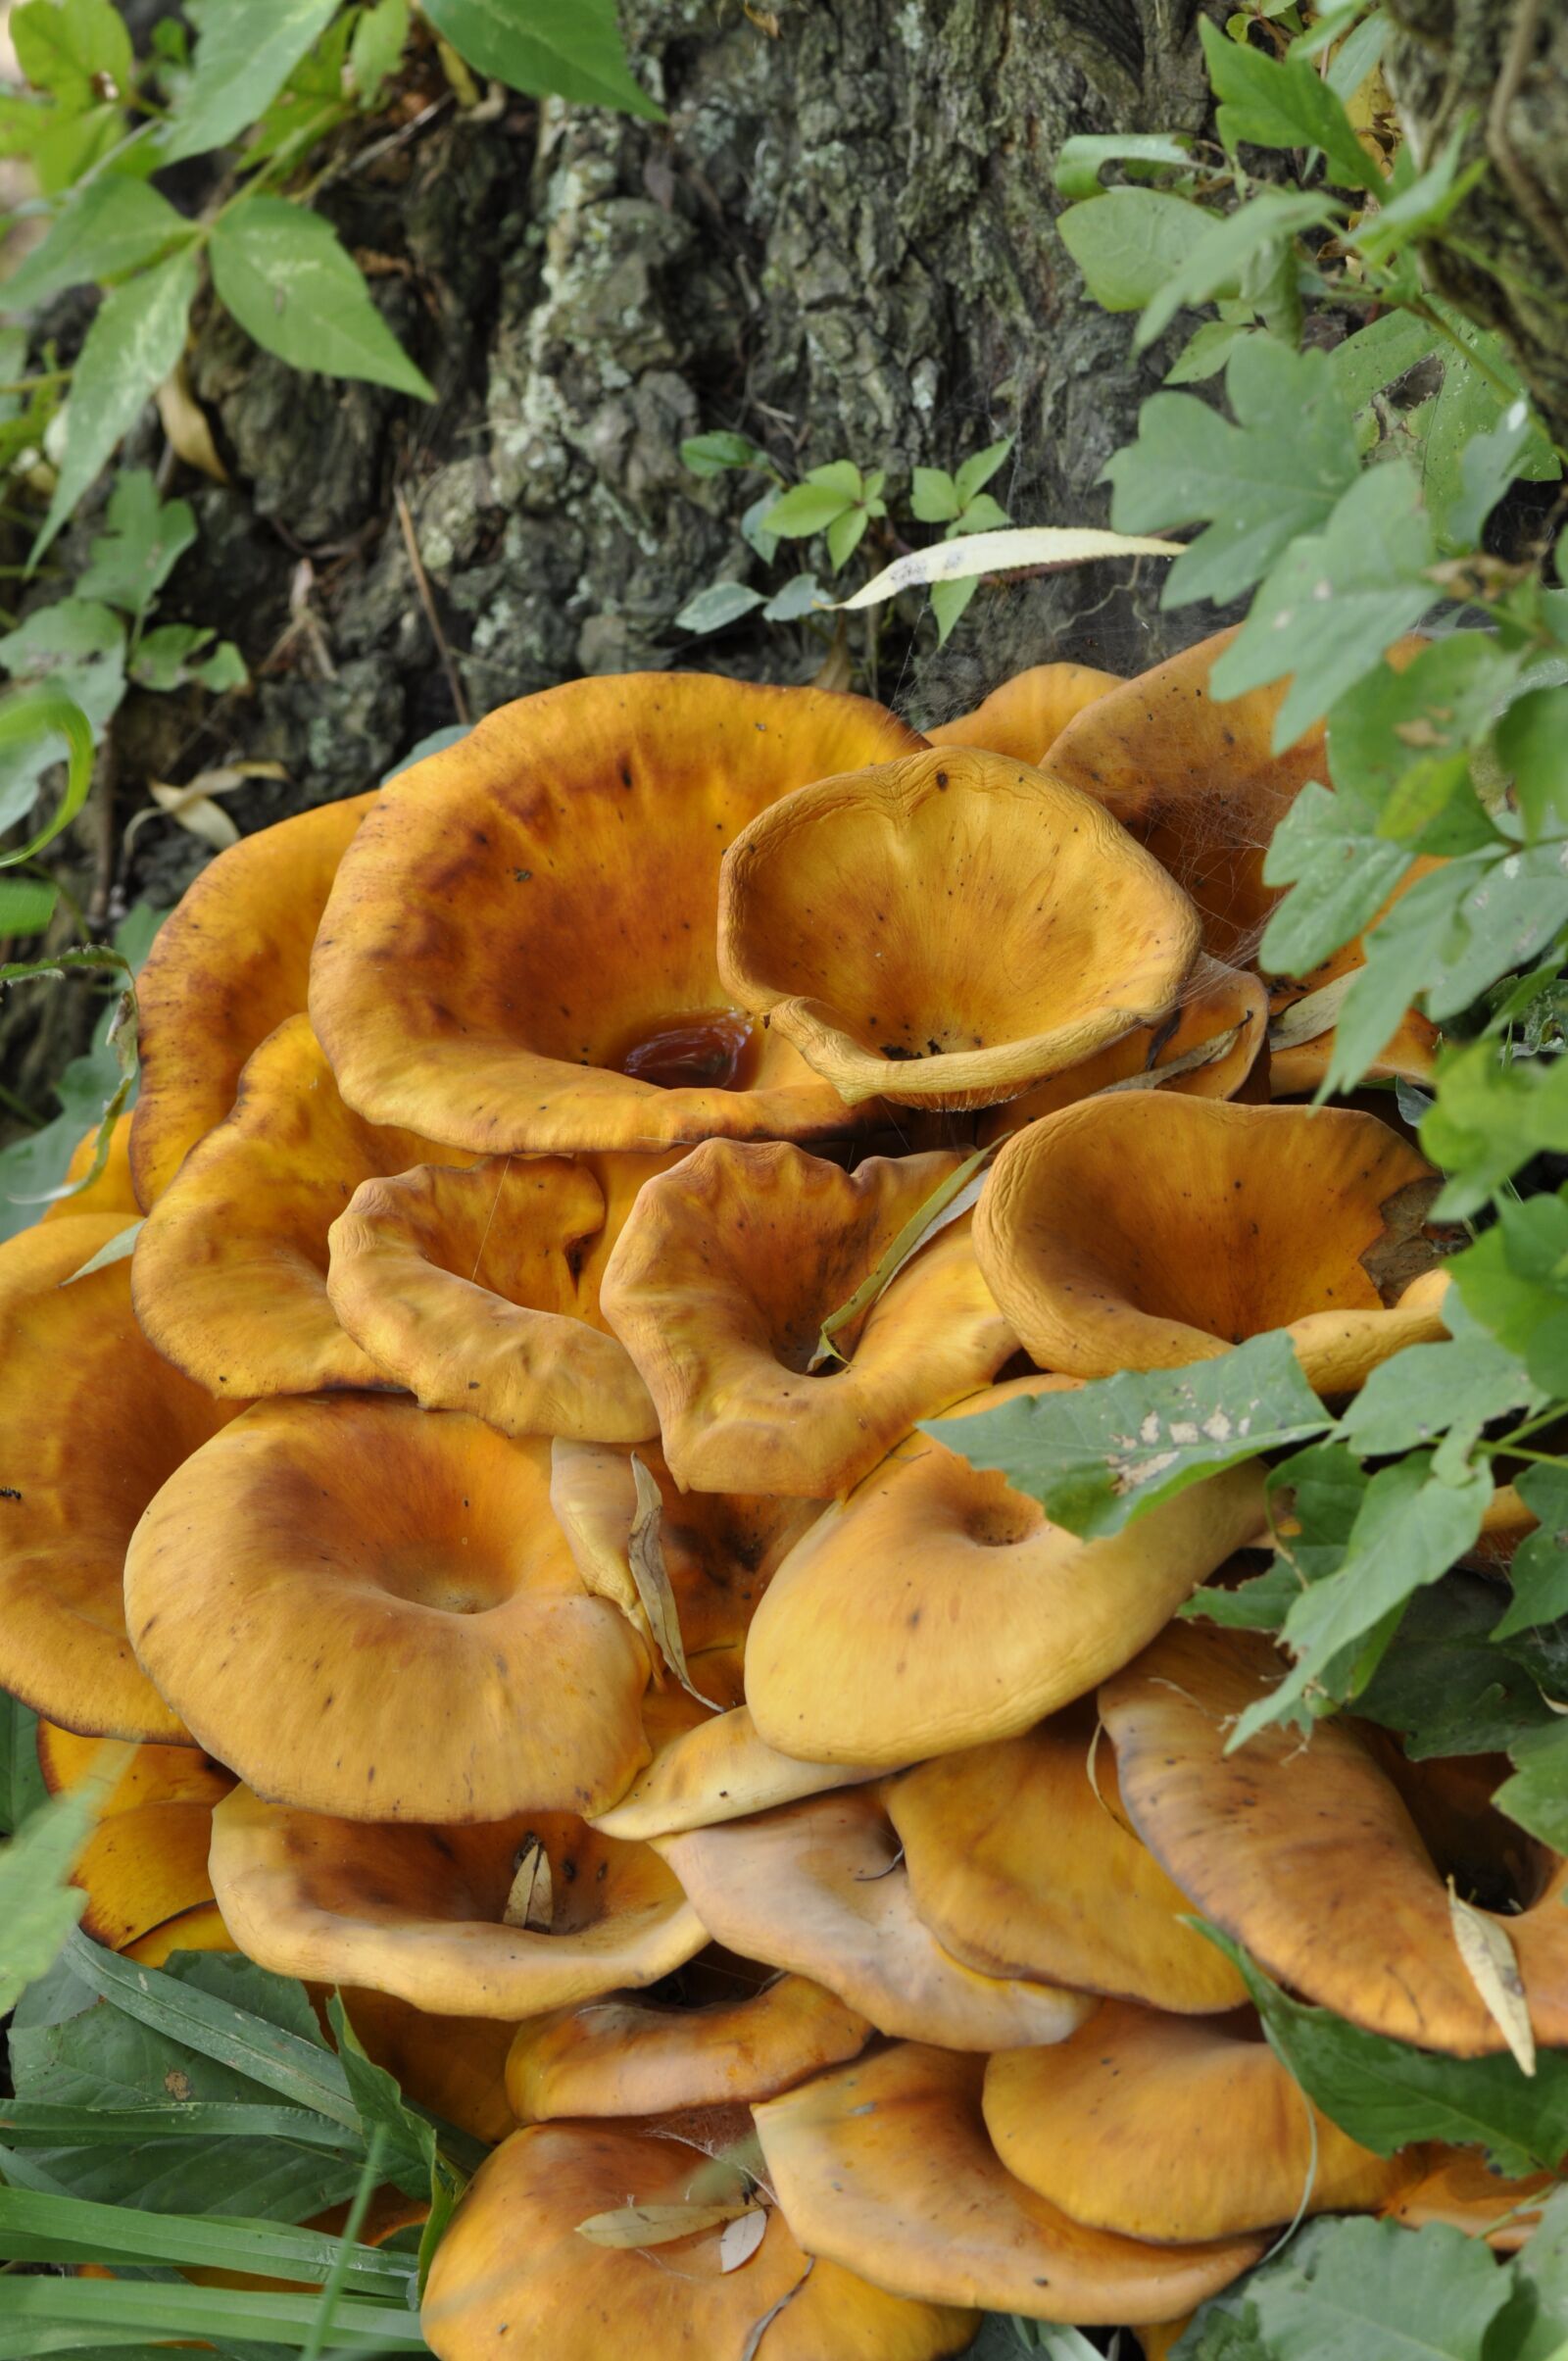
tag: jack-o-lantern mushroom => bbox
[123,1396,652,1822]
[37,1721,235,1953]
[42,1113,139,1223]
[325,1151,683,1442]
[0,1215,235,1742]
[130,792,372,1208]
[754,2043,1266,2324]
[716,745,1201,1111]
[743,1378,1267,1768]
[1100,1621,1568,2055]
[310,674,920,1156]
[926,662,1121,762]
[975,1094,1449,1392]
[599,1141,1017,1498]
[590,1700,882,1843]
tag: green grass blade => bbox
[0,2280,427,2353]
[0,2186,411,2288]
[0,2100,361,2149]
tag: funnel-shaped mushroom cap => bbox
[754,2043,1265,2324]
[984,2003,1414,2241]
[132,1016,465,1400]
[1100,1621,1568,2054]
[590,1704,881,1842]
[885,1704,1246,2011]
[717,747,1201,1111]
[976,1095,1446,1390]
[312,675,918,1156]
[744,1381,1268,1767]
[976,959,1268,1148]
[208,1786,705,2018]
[326,1151,681,1442]
[124,1397,651,1822]
[927,663,1121,762]
[131,794,371,1207]
[1382,2153,1552,2252]
[0,1216,235,1741]
[600,1141,1017,1497]
[421,2118,975,2361]
[550,1436,820,1655]
[654,1790,1094,2050]
[40,1722,235,1953]
[506,1973,870,2122]
[43,1114,138,1222]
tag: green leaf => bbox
[1350,121,1488,268]
[1250,2214,1517,2359]
[954,438,1013,504]
[0,876,58,933]
[127,622,217,692]
[1164,319,1255,383]
[1200,17,1382,192]
[1338,1332,1539,1459]
[954,491,1010,535]
[1419,326,1558,546]
[76,469,197,617]
[910,467,960,524]
[1495,1466,1568,1639]
[1498,686,1568,843]
[1494,1720,1568,1851]
[2,178,193,315]
[1422,1036,1568,1218]
[1135,186,1342,351]
[1209,463,1436,751]
[760,572,824,623]
[1200,1924,1568,2175]
[0,1753,122,2014]
[1057,188,1216,314]
[0,2099,361,2151]
[929,574,979,644]
[1352,1572,1567,1757]
[1105,337,1357,610]
[1328,308,1445,412]
[1330,634,1519,813]
[0,599,125,745]
[13,0,133,109]
[1449,1195,1568,1396]
[32,244,200,564]
[209,199,434,399]
[0,2277,426,2354]
[0,683,98,858]
[765,479,857,537]
[420,0,662,119]
[326,1996,437,2203]
[673,579,765,633]
[1324,11,1388,102]
[347,0,409,104]
[825,504,870,570]
[0,2186,411,2291]
[924,1331,1330,1542]
[1446,394,1549,553]
[680,430,769,478]
[1258,784,1415,979]
[159,0,340,162]
[1053,132,1195,199]
[0,1694,45,1838]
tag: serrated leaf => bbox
[2,178,193,314]
[925,1331,1329,1541]
[210,199,433,398]
[1448,1195,1568,1397]
[1339,1332,1539,1459]
[1200,17,1383,192]
[1420,1037,1568,1219]
[674,579,766,633]
[421,0,662,118]
[1256,783,1416,979]
[159,0,340,163]
[1250,2215,1516,2360]
[1494,1720,1568,1852]
[838,525,1180,611]
[1136,186,1342,352]
[1057,188,1215,313]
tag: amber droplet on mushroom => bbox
[926,661,1121,762]
[885,1702,1247,2011]
[124,1397,651,1822]
[599,1140,1017,1498]
[754,2043,1265,2325]
[983,2003,1415,2241]
[208,1787,706,2017]
[0,1216,235,1743]
[326,1150,684,1443]
[131,792,372,1207]
[717,745,1201,1111]
[743,1378,1268,1769]
[1100,1620,1568,2055]
[310,674,919,1156]
[420,2115,975,2361]
[975,1094,1448,1391]
[133,1016,467,1400]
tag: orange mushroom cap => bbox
[131,793,371,1207]
[310,675,919,1156]
[506,1972,870,2123]
[743,1379,1268,1767]
[753,2042,1265,2324]
[1100,1620,1568,2055]
[885,1703,1247,2011]
[325,1151,682,1442]
[336,1992,518,2147]
[38,1720,236,1954]
[654,1789,1095,2050]
[983,2001,1415,2242]
[599,1141,1017,1498]
[926,662,1122,762]
[975,1094,1447,1391]
[421,2116,976,2361]
[41,1114,138,1223]
[717,746,1201,1111]
[0,1215,235,1741]
[208,1786,706,2019]
[589,1703,881,1843]
[1381,2152,1552,2252]
[123,1396,652,1821]
[132,1015,468,1400]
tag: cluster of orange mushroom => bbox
[3,628,1557,2359]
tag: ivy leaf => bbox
[420,0,662,119]
[1,177,193,314]
[923,1331,1331,1542]
[1494,1720,1568,1851]
[12,0,133,109]
[1208,463,1436,752]
[1250,2216,1518,2358]
[1135,186,1342,352]
[1105,338,1358,611]
[1258,784,1414,980]
[32,243,200,564]
[673,580,765,633]
[1200,17,1383,192]
[160,0,340,162]
[75,469,196,617]
[1056,189,1216,314]
[1200,1925,1568,2176]
[209,199,433,398]
[1494,1466,1568,1639]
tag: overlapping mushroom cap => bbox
[0,1215,235,1741]
[124,1397,651,1821]
[717,745,1201,1110]
[311,674,920,1156]
[599,1140,1017,1497]
[1100,1620,1568,2054]
[927,662,1121,762]
[975,1094,1448,1390]
[38,1720,234,1952]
